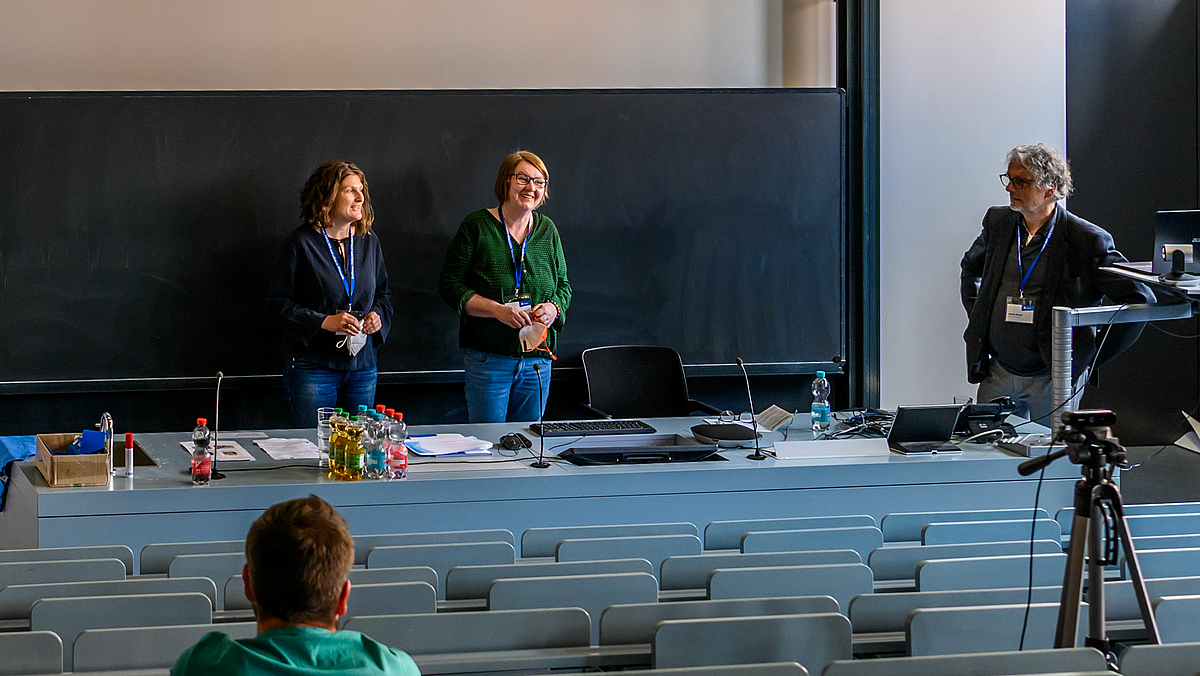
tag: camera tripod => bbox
[1017,410,1160,661]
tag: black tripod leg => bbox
[1055,479,1090,648]
[1103,483,1162,644]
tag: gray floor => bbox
[1122,445,1200,504]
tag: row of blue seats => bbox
[6,594,1200,675]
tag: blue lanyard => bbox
[1016,220,1054,297]
[321,228,355,309]
[498,208,529,293]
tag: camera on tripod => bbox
[1019,408,1162,657]
[1053,410,1128,471]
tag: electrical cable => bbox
[1017,436,1057,651]
[1010,304,1128,432]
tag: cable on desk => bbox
[222,464,321,472]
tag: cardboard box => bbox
[35,433,111,487]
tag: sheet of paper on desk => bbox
[407,434,492,456]
[772,438,891,460]
[218,431,269,439]
[179,440,255,461]
[1176,411,1200,455]
[254,438,322,460]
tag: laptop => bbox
[888,404,964,455]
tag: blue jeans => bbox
[283,358,378,428]
[463,349,552,423]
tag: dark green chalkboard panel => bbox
[0,89,844,383]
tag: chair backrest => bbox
[821,647,1108,676]
[880,509,1050,542]
[867,540,1062,582]
[0,558,125,589]
[1153,595,1200,644]
[1132,533,1200,551]
[353,529,514,565]
[488,572,658,644]
[0,545,134,574]
[30,592,211,670]
[1055,507,1074,542]
[167,552,246,609]
[653,613,852,674]
[662,550,860,591]
[1098,576,1200,622]
[1126,501,1200,516]
[1119,641,1200,676]
[446,558,653,600]
[643,664,809,676]
[915,553,1067,591]
[339,581,438,623]
[581,345,694,418]
[74,622,256,672]
[600,595,838,645]
[555,534,702,576]
[707,563,874,613]
[921,519,1060,545]
[847,585,1061,634]
[0,631,62,676]
[741,526,883,561]
[522,522,698,558]
[0,577,217,620]
[227,566,440,611]
[366,542,515,598]
[907,603,1086,655]
[345,607,590,654]
[1127,513,1200,537]
[141,539,242,574]
[1136,547,1200,579]
[705,516,877,550]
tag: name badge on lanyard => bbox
[1006,222,1053,325]
[499,208,532,311]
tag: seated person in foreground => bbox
[172,495,420,676]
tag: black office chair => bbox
[581,345,722,419]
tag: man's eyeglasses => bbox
[512,173,548,189]
[999,174,1036,190]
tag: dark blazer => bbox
[960,204,1154,384]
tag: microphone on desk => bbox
[530,364,550,469]
[210,371,227,480]
[737,358,768,461]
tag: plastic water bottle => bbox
[343,417,366,481]
[328,410,349,479]
[364,413,388,480]
[386,411,408,480]
[811,371,831,435]
[191,417,213,486]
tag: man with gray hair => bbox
[960,144,1153,425]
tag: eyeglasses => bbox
[511,173,548,189]
[999,174,1037,190]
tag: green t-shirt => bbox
[171,627,420,676]
[438,209,572,358]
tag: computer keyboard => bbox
[530,419,657,437]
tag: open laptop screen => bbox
[888,404,964,454]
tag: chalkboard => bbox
[0,89,844,384]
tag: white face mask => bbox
[519,323,548,352]
[338,332,368,356]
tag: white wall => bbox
[879,1,1067,407]
[0,0,781,91]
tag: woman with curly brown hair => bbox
[267,161,393,427]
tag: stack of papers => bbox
[179,440,255,462]
[254,438,322,460]
[407,434,492,457]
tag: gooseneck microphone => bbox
[737,358,767,461]
[211,371,227,480]
[530,364,550,468]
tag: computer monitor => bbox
[1153,210,1200,277]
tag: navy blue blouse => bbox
[266,224,393,371]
